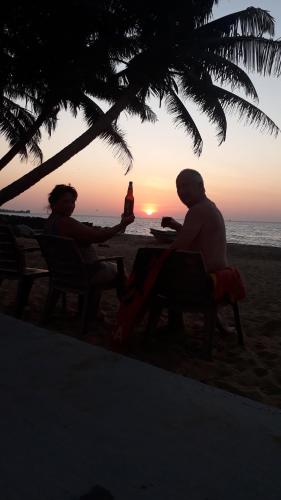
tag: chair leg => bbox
[15,276,33,317]
[41,286,60,325]
[216,312,227,334]
[168,309,185,332]
[233,302,244,346]
[77,294,84,316]
[61,292,67,311]
[204,307,216,359]
[145,299,163,336]
[80,290,101,336]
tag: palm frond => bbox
[22,94,59,137]
[126,96,158,123]
[43,112,59,136]
[204,37,281,76]
[0,97,44,164]
[179,73,227,144]
[197,7,275,37]
[19,139,43,165]
[1,98,41,143]
[67,101,79,119]
[189,53,259,100]
[214,85,279,136]
[100,125,133,174]
[165,91,203,156]
[0,113,24,146]
[81,94,133,171]
[192,0,219,28]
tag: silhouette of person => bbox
[162,169,228,272]
[45,183,134,291]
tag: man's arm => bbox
[161,217,182,232]
[170,207,202,250]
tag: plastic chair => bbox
[37,234,124,336]
[143,248,244,358]
[0,225,49,316]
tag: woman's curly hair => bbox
[48,184,77,208]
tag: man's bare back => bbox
[172,198,228,272]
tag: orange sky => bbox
[0,0,281,222]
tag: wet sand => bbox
[1,230,281,409]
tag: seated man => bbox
[112,170,244,344]
[162,169,228,273]
[162,168,229,330]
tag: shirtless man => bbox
[162,169,228,272]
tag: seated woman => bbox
[44,183,134,295]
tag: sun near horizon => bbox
[141,204,158,217]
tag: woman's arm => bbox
[59,215,134,244]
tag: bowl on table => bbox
[150,228,177,244]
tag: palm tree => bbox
[0,2,281,206]
[0,0,138,171]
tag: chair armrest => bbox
[98,256,124,275]
[98,255,123,263]
[84,256,124,270]
[18,243,41,253]
[23,247,41,253]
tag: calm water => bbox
[14,212,281,248]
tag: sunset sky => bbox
[0,0,280,221]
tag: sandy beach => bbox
[1,224,281,409]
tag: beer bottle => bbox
[123,181,134,216]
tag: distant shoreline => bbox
[0,208,30,214]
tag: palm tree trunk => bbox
[0,86,138,206]
[0,104,55,171]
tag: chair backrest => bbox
[0,225,25,276]
[158,250,212,301]
[37,234,88,290]
[134,248,213,306]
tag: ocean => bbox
[12,212,281,248]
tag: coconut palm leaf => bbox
[23,140,43,164]
[177,54,259,101]
[100,125,133,173]
[197,7,275,37]
[204,37,281,76]
[179,73,227,144]
[165,91,203,156]
[2,97,41,138]
[0,97,43,163]
[125,95,157,123]
[214,85,279,136]
[81,93,133,171]
[189,0,219,27]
